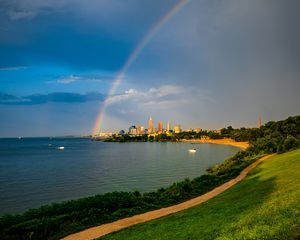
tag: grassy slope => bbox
[101,149,300,240]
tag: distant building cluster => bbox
[93,117,205,137]
[121,117,202,135]
[124,117,178,135]
[92,113,263,138]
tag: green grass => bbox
[100,149,300,240]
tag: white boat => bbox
[57,146,65,150]
[188,148,197,153]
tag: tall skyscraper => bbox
[158,121,163,133]
[148,117,153,133]
[167,121,171,132]
[258,113,262,128]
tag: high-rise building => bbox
[174,125,181,133]
[158,121,163,133]
[148,117,153,133]
[129,125,137,135]
[167,121,171,132]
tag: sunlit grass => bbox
[101,149,300,240]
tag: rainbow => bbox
[92,0,189,135]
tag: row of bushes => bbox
[1,115,299,240]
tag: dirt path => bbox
[63,154,273,240]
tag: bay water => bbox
[0,138,239,214]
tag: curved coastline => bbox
[181,138,249,150]
[63,140,259,240]
[63,154,272,240]
[3,116,298,240]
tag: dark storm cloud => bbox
[0,92,105,105]
[122,0,300,129]
[0,0,300,136]
[0,0,178,70]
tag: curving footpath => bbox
[63,154,273,240]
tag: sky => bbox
[0,0,300,137]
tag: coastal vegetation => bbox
[106,116,300,153]
[101,148,300,240]
[0,115,299,240]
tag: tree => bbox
[282,135,298,152]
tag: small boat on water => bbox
[57,146,65,150]
[188,148,197,153]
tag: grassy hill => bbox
[100,149,300,240]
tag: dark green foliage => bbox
[1,115,299,240]
[220,126,263,142]
[105,134,149,142]
[249,116,300,154]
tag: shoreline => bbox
[181,138,249,150]
[63,154,272,240]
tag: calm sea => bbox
[0,138,239,214]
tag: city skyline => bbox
[95,113,264,136]
[0,0,300,137]
[126,117,177,135]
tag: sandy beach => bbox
[181,138,249,150]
